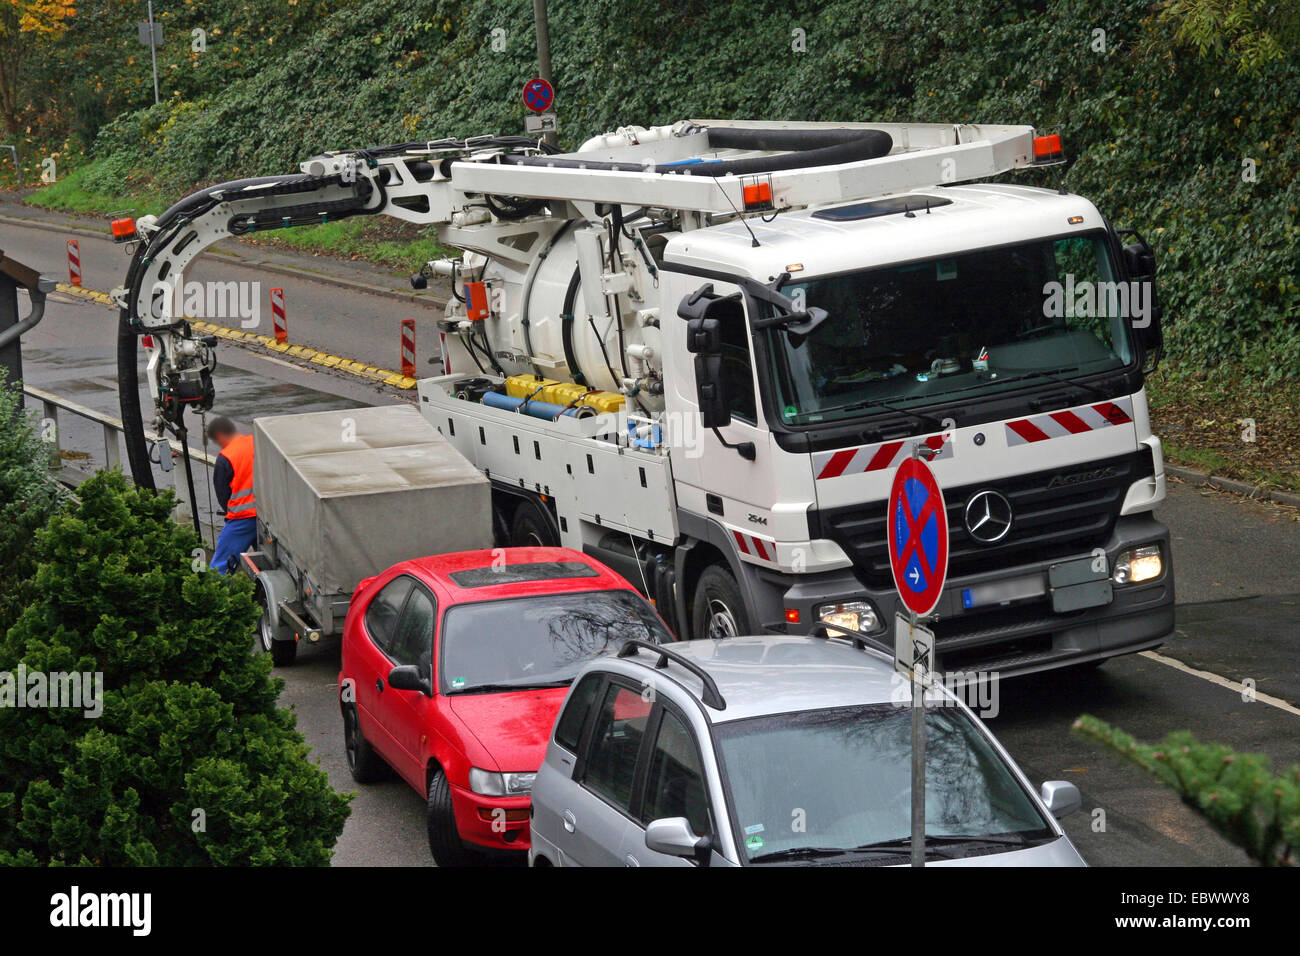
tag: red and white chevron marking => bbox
[400,318,416,378]
[1005,398,1135,446]
[269,287,287,343]
[731,529,776,564]
[813,433,951,481]
[66,239,81,287]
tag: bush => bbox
[0,371,62,635]
[0,471,350,865]
[1075,715,1299,866]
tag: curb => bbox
[0,211,449,310]
[1164,463,1300,509]
[53,282,418,390]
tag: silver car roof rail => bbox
[617,639,727,711]
[809,620,894,658]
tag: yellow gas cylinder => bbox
[505,374,560,400]
[578,391,625,414]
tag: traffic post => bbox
[886,444,948,867]
[66,239,81,287]
[400,319,416,378]
[269,287,287,343]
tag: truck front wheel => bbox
[691,564,752,640]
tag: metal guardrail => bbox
[22,384,218,529]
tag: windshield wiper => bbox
[749,844,911,864]
[855,832,1037,853]
[990,368,1109,401]
[813,398,946,432]
[450,678,573,695]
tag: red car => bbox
[339,546,673,866]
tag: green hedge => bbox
[61,0,1300,379]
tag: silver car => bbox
[529,635,1085,867]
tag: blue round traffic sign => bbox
[522,77,554,113]
[887,455,949,617]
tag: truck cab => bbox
[660,183,1172,676]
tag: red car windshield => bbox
[439,589,670,695]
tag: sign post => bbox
[521,77,557,142]
[138,2,162,105]
[886,444,948,868]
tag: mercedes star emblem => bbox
[964,489,1013,543]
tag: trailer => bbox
[240,404,492,665]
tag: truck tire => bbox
[342,703,390,784]
[509,498,558,548]
[426,768,480,867]
[691,564,752,640]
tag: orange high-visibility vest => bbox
[223,433,257,520]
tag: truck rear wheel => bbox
[691,564,751,640]
[509,498,558,548]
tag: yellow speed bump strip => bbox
[55,282,417,389]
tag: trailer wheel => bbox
[427,768,481,867]
[342,704,389,784]
[257,602,297,666]
[691,564,751,640]
[509,498,558,548]
[270,637,297,667]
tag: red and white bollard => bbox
[400,319,417,378]
[269,287,287,343]
[66,239,81,287]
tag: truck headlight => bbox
[469,768,536,796]
[817,600,883,634]
[1112,545,1163,585]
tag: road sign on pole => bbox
[886,444,948,868]
[887,452,949,618]
[522,77,554,113]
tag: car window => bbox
[364,576,413,654]
[389,586,436,676]
[581,682,652,813]
[641,708,710,837]
[555,673,603,752]
[438,589,672,695]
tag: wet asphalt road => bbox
[3,208,1298,869]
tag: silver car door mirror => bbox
[1040,780,1082,819]
[644,817,706,857]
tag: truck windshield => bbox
[716,703,1055,864]
[439,590,671,694]
[766,233,1135,426]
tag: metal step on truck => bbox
[115,118,1174,679]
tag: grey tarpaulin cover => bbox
[253,404,492,595]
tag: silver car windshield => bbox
[714,703,1054,864]
[767,233,1135,426]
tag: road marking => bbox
[53,282,417,389]
[1140,649,1300,718]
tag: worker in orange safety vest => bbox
[206,416,258,574]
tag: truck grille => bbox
[809,448,1155,589]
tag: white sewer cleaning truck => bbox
[114,119,1173,676]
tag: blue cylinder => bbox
[481,390,580,420]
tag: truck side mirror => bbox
[679,285,745,430]
[1118,231,1163,373]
